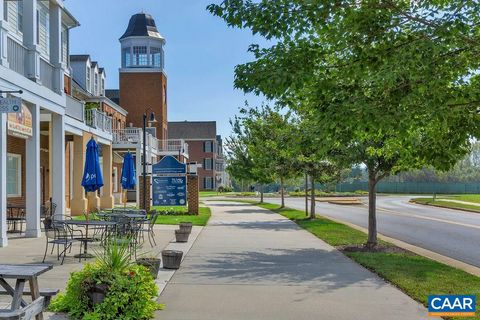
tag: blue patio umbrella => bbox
[121,152,136,190]
[81,138,104,192]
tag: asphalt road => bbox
[261,196,480,268]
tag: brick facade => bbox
[187,140,217,191]
[187,175,199,215]
[119,72,168,140]
[101,102,126,131]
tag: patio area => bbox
[0,223,190,318]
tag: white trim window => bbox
[86,67,91,92]
[94,73,98,95]
[61,24,69,64]
[133,46,148,66]
[204,141,213,153]
[37,1,50,58]
[7,153,22,197]
[122,48,131,67]
[150,47,162,67]
[204,177,214,190]
[204,158,213,170]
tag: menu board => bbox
[152,176,187,206]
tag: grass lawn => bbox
[239,200,480,320]
[153,206,211,226]
[412,197,480,213]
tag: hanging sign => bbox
[7,104,32,139]
[0,97,22,113]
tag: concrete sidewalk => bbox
[157,201,428,320]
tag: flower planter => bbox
[179,222,193,234]
[162,250,183,269]
[175,229,190,243]
[136,257,162,278]
[86,283,108,305]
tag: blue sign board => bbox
[152,155,186,174]
[152,176,187,206]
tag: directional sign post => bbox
[0,97,22,113]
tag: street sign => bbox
[152,176,187,206]
[0,97,22,113]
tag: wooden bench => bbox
[0,289,58,307]
[0,297,44,320]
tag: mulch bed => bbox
[337,244,410,254]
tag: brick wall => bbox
[102,102,126,130]
[186,140,217,191]
[6,135,49,206]
[119,72,168,140]
[187,175,199,215]
[138,175,151,212]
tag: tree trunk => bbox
[305,173,309,216]
[310,177,315,219]
[260,184,264,203]
[366,170,378,248]
[280,177,285,208]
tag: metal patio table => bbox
[60,220,117,259]
[0,264,52,320]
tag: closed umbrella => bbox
[121,152,136,207]
[81,138,104,192]
[121,152,136,190]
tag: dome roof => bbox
[120,13,163,40]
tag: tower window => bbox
[122,48,131,67]
[150,47,162,67]
[133,46,148,66]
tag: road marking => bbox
[370,204,480,230]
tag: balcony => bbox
[65,95,85,122]
[112,129,189,156]
[85,109,112,134]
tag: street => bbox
[261,196,480,268]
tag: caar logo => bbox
[428,295,476,317]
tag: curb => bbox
[155,225,204,295]
[321,214,480,277]
[409,200,480,215]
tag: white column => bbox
[0,113,7,247]
[135,147,142,206]
[51,113,65,217]
[23,0,40,81]
[25,104,41,237]
[0,0,9,67]
[49,3,64,94]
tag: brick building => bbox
[168,121,226,191]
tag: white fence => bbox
[7,37,27,76]
[85,109,112,134]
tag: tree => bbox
[208,0,480,247]
[238,106,300,207]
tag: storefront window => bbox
[7,154,21,197]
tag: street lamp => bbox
[143,108,157,210]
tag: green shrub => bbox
[50,241,163,319]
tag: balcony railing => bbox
[65,95,85,122]
[85,109,112,134]
[7,37,27,76]
[112,129,188,155]
[39,58,54,91]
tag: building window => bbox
[17,1,23,33]
[113,167,118,193]
[3,1,8,21]
[204,177,213,190]
[133,46,148,66]
[61,24,68,64]
[150,47,162,67]
[86,67,91,91]
[94,74,98,94]
[122,48,131,67]
[37,2,50,57]
[204,158,213,170]
[7,154,21,197]
[204,141,213,153]
[101,78,105,96]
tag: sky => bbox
[66,0,267,139]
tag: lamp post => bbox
[142,108,157,210]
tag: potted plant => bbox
[136,255,162,279]
[49,239,163,319]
